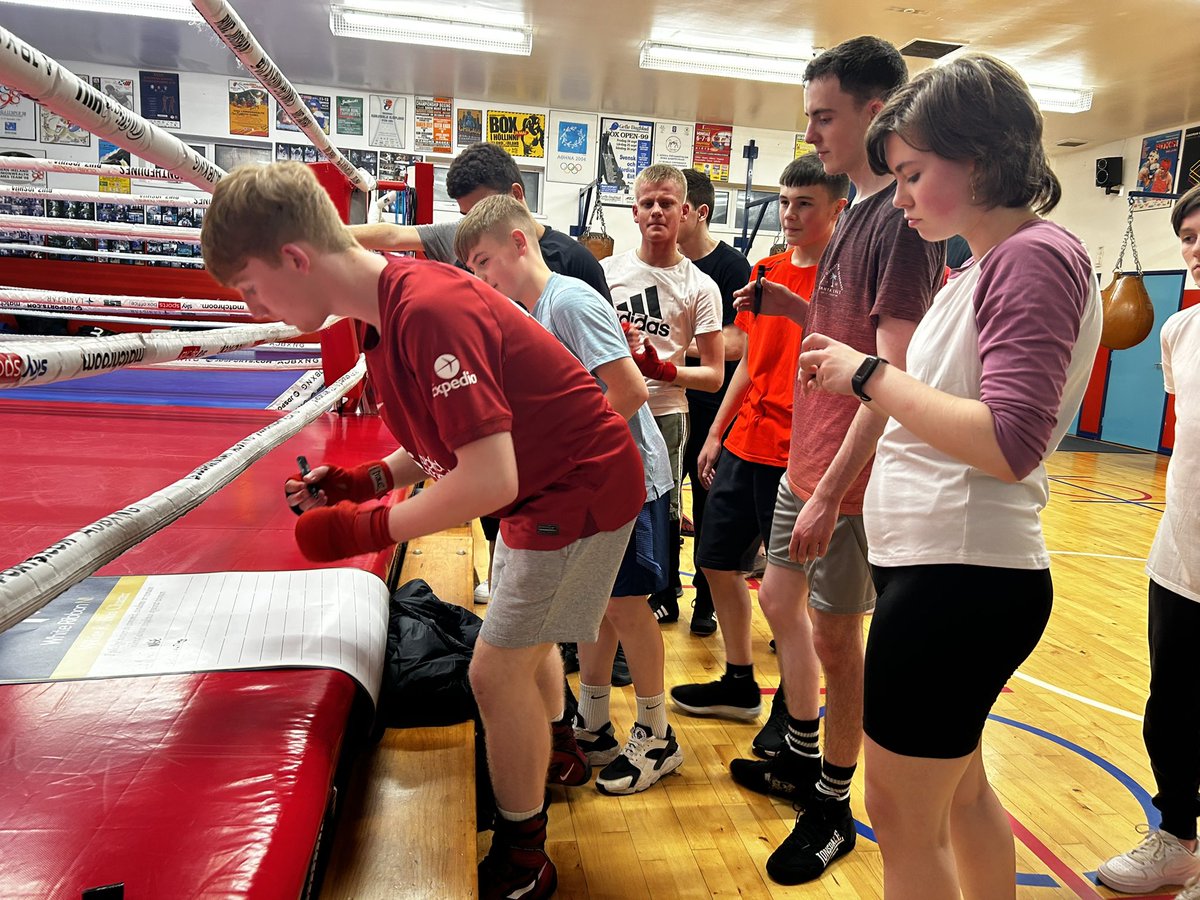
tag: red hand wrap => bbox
[631,340,678,383]
[294,501,394,562]
[291,460,394,504]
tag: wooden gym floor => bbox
[474,446,1173,899]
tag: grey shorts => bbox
[480,519,636,648]
[765,477,876,615]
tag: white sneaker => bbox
[595,723,683,795]
[1098,828,1200,892]
[473,581,490,605]
[1179,876,1200,900]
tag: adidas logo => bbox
[816,831,844,866]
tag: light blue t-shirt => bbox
[532,273,674,500]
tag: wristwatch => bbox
[851,355,888,402]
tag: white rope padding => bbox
[0,288,250,318]
[140,356,321,371]
[0,308,245,329]
[0,320,301,386]
[190,0,376,193]
[0,185,210,209]
[0,356,368,635]
[0,242,206,265]
[0,27,225,192]
[0,158,187,184]
[267,368,325,411]
[0,214,200,243]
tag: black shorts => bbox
[864,563,1052,759]
[481,515,500,542]
[693,450,785,571]
[611,493,671,597]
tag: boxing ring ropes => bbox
[0,8,432,895]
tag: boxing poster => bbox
[274,141,326,164]
[378,151,422,182]
[93,77,135,111]
[138,70,180,130]
[598,117,653,205]
[1133,129,1182,212]
[457,107,483,146]
[341,147,378,178]
[414,95,452,153]
[369,95,406,149]
[0,84,36,141]
[228,80,269,137]
[0,148,46,186]
[794,134,816,159]
[547,110,596,185]
[39,74,91,145]
[336,96,363,136]
[653,122,694,169]
[486,109,546,158]
[693,123,734,182]
[277,93,330,134]
[98,140,131,193]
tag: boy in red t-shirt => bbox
[201,162,644,900]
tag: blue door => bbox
[1100,271,1185,450]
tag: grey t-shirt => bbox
[532,273,674,499]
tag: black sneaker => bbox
[649,588,679,623]
[671,673,761,720]
[765,796,856,885]
[690,599,717,636]
[611,643,632,687]
[729,750,818,806]
[752,688,788,758]
[479,812,558,900]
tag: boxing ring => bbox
[0,6,431,898]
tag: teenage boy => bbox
[455,193,684,794]
[602,164,725,627]
[201,161,644,900]
[704,37,944,885]
[352,141,610,605]
[1098,184,1200,897]
[676,167,751,634]
[672,153,848,757]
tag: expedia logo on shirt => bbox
[431,353,478,398]
[614,287,672,338]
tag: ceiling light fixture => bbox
[329,3,533,56]
[639,41,810,86]
[1028,83,1093,114]
[0,0,199,20]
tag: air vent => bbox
[1056,138,1088,148]
[898,39,964,59]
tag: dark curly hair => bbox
[445,142,523,199]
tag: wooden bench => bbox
[321,523,479,899]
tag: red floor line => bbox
[1007,813,1103,899]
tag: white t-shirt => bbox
[864,223,1102,569]
[601,249,722,416]
[1147,303,1200,602]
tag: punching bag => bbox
[1100,204,1156,351]
[578,189,614,261]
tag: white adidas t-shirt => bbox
[1148,303,1200,602]
[601,249,722,416]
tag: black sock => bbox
[725,662,754,680]
[783,716,821,761]
[816,759,855,802]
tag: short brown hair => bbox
[453,193,538,264]
[865,53,1062,216]
[633,164,686,199]
[201,161,355,284]
[1172,183,1200,236]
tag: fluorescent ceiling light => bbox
[0,0,200,20]
[640,41,809,85]
[329,4,533,55]
[1028,83,1093,114]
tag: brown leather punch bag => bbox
[578,193,614,261]
[1100,205,1156,351]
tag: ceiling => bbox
[3,0,1199,153]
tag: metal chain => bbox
[1114,201,1143,275]
[588,190,608,235]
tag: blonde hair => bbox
[633,163,687,199]
[201,161,355,284]
[453,193,538,263]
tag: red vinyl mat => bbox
[0,400,400,899]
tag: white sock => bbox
[636,691,669,738]
[497,804,542,822]
[578,682,611,731]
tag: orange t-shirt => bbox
[723,251,817,467]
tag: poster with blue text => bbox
[139,71,180,130]
[1132,129,1182,212]
[548,110,597,185]
[598,118,653,205]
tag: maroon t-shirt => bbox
[364,257,644,550]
